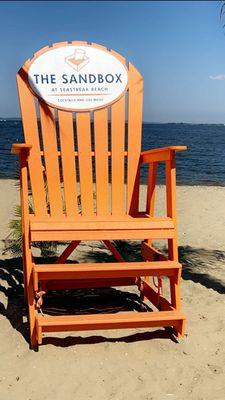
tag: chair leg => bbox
[22,243,35,303]
[22,242,28,302]
[168,237,180,310]
[140,241,152,301]
[168,238,178,262]
[20,155,37,348]
[142,162,158,299]
[26,279,37,349]
[168,237,183,337]
[23,240,37,348]
[169,272,181,311]
[140,239,157,301]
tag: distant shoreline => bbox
[1,118,225,126]
[2,121,225,186]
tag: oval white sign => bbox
[28,44,128,110]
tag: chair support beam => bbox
[56,241,80,264]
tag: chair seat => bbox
[29,214,175,241]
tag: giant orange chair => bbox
[12,41,186,349]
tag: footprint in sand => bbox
[207,364,223,374]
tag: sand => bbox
[0,179,225,400]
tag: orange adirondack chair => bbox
[12,41,186,349]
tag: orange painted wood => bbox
[111,95,125,215]
[141,146,187,164]
[41,277,135,291]
[142,146,187,155]
[11,143,32,154]
[165,153,181,312]
[40,150,128,157]
[36,319,42,345]
[141,242,168,262]
[19,153,28,295]
[39,101,63,216]
[141,150,171,164]
[36,311,185,337]
[31,228,175,241]
[38,310,185,326]
[30,217,174,231]
[166,153,178,261]
[146,162,158,216]
[17,70,47,217]
[137,279,177,313]
[20,153,37,347]
[33,261,181,287]
[76,112,94,216]
[29,212,151,222]
[169,273,181,310]
[103,240,125,262]
[58,110,78,216]
[166,155,177,221]
[127,62,143,214]
[94,108,109,215]
[56,240,80,264]
[30,216,175,241]
[144,162,158,293]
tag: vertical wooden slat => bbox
[58,110,78,216]
[94,108,109,215]
[166,152,178,261]
[76,112,94,216]
[126,63,143,214]
[166,154,176,221]
[166,150,181,312]
[39,101,63,217]
[143,162,158,290]
[111,96,125,215]
[146,162,158,216]
[17,70,47,217]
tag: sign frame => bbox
[22,41,129,112]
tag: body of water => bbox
[1,119,225,185]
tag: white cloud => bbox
[209,74,225,81]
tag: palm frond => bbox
[220,1,225,20]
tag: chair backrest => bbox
[17,41,143,218]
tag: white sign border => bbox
[25,41,129,112]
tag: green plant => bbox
[5,203,59,257]
[5,205,22,256]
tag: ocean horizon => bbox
[1,117,225,125]
[1,119,225,185]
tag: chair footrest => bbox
[33,261,181,290]
[36,310,185,344]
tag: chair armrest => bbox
[11,143,32,155]
[141,146,187,163]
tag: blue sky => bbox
[0,1,224,123]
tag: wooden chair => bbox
[12,41,186,349]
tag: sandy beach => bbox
[0,179,225,400]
